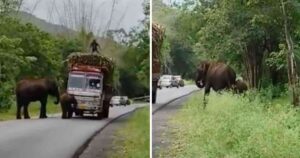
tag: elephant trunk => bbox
[54,92,60,104]
[195,75,205,88]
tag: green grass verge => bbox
[183,79,194,85]
[161,92,300,158]
[112,107,150,158]
[0,98,60,121]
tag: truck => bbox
[152,23,164,103]
[66,53,115,119]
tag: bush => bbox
[162,92,300,158]
[259,84,288,100]
[0,83,13,111]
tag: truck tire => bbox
[102,101,110,118]
[152,80,158,103]
[152,90,157,103]
[96,112,103,120]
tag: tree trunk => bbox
[242,41,263,89]
[281,0,299,106]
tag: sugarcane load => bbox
[152,23,165,103]
[66,52,115,119]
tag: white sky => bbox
[21,0,145,35]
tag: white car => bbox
[158,75,172,89]
[110,96,130,106]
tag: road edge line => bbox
[72,104,148,158]
[152,90,199,114]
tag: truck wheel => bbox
[152,80,157,104]
[102,101,110,118]
[152,81,158,103]
[96,112,103,120]
[152,89,157,103]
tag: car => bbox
[158,75,173,89]
[173,75,184,87]
[170,76,179,88]
[110,96,130,106]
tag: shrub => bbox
[0,83,13,112]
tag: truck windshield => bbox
[68,74,85,89]
[88,78,101,90]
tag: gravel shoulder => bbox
[152,95,191,158]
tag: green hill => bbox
[13,11,76,36]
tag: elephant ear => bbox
[201,61,210,76]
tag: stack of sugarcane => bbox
[152,23,164,76]
[67,52,115,85]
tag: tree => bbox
[281,0,299,106]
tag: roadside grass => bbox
[183,79,194,85]
[0,97,60,121]
[112,106,150,158]
[160,91,300,158]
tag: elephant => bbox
[60,92,77,119]
[15,78,60,119]
[235,79,248,93]
[195,61,236,108]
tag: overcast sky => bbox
[21,0,145,35]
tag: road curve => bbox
[152,85,199,113]
[0,104,145,158]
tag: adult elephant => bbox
[16,78,60,119]
[195,61,236,108]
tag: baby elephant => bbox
[235,79,248,93]
[60,92,77,119]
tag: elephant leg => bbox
[203,85,211,109]
[61,104,67,119]
[67,106,73,118]
[16,104,22,119]
[24,103,30,119]
[40,98,48,118]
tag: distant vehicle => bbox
[110,96,130,106]
[171,76,179,88]
[173,75,184,87]
[158,75,172,89]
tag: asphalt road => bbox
[152,85,199,113]
[0,104,145,158]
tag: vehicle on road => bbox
[67,53,115,119]
[170,76,179,88]
[110,96,130,106]
[173,75,184,87]
[158,75,173,89]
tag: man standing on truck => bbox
[90,39,101,53]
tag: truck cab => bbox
[67,65,108,118]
